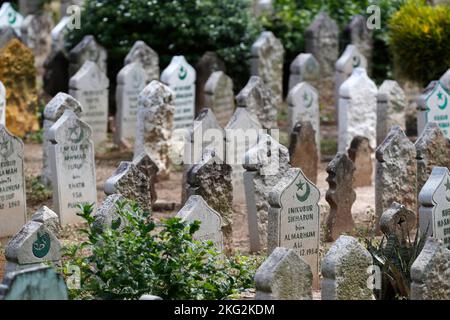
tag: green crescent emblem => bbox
[178,66,187,80]
[68,126,84,143]
[7,10,16,25]
[352,55,361,68]
[303,91,313,109]
[295,179,310,202]
[32,231,51,258]
[437,91,448,110]
[445,178,450,202]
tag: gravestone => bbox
[236,76,277,129]
[0,80,5,125]
[343,15,372,70]
[42,93,82,187]
[0,26,19,49]
[415,122,450,194]
[255,247,312,300]
[124,40,159,84]
[5,220,60,273]
[375,126,416,230]
[115,62,147,146]
[47,110,97,226]
[379,202,416,244]
[176,195,224,252]
[268,167,320,287]
[161,55,196,130]
[338,67,377,152]
[92,194,131,233]
[348,136,373,187]
[376,80,407,145]
[69,35,107,77]
[104,161,152,214]
[134,80,174,179]
[0,266,68,300]
[225,107,262,206]
[0,125,26,238]
[287,82,320,148]
[30,206,61,237]
[195,52,226,115]
[305,12,339,89]
[410,238,450,300]
[250,31,284,106]
[51,16,70,53]
[69,61,109,146]
[417,81,450,138]
[243,133,291,252]
[0,3,24,36]
[0,38,39,138]
[186,150,233,250]
[418,166,450,247]
[335,44,367,111]
[440,69,450,90]
[288,121,318,184]
[288,53,319,91]
[204,71,234,127]
[133,152,158,206]
[18,0,41,15]
[325,153,356,242]
[321,235,373,300]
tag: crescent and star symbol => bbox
[295,179,310,202]
[445,178,450,202]
[437,91,448,110]
[178,66,187,80]
[303,92,313,108]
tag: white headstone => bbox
[69,61,109,146]
[68,35,107,77]
[47,110,97,225]
[440,69,450,90]
[161,56,196,130]
[204,71,234,127]
[288,53,320,91]
[0,3,24,36]
[124,40,159,84]
[51,16,70,53]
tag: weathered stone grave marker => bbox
[268,167,320,287]
[133,152,158,206]
[0,3,24,36]
[379,202,415,244]
[0,125,26,238]
[204,71,234,127]
[47,110,97,225]
[255,247,312,300]
[69,35,107,77]
[124,40,159,84]
[92,194,131,233]
[348,136,373,187]
[30,206,61,237]
[325,152,356,242]
[288,53,319,91]
[343,15,372,70]
[69,60,109,146]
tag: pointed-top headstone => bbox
[51,16,70,53]
[0,3,24,36]
[348,135,373,187]
[440,69,450,90]
[204,70,234,127]
[288,53,319,91]
[236,76,277,129]
[92,194,131,233]
[124,40,159,84]
[31,206,61,238]
[133,152,158,205]
[343,15,372,70]
[69,35,107,77]
[288,121,318,183]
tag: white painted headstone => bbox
[204,71,234,127]
[161,56,196,130]
[51,16,70,53]
[124,40,159,84]
[0,3,24,36]
[288,53,319,91]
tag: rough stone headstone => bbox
[115,62,146,146]
[0,3,24,36]
[134,80,174,179]
[0,80,5,125]
[204,71,234,127]
[250,31,284,106]
[338,67,377,152]
[375,126,416,230]
[0,266,68,300]
[124,40,159,84]
[69,35,107,78]
[104,161,152,214]
[0,38,39,138]
[376,80,407,145]
[195,52,226,115]
[92,194,131,233]
[243,133,291,252]
[43,50,70,97]
[348,136,373,187]
[321,235,373,300]
[47,110,97,226]
[255,247,312,300]
[0,125,26,238]
[415,122,450,194]
[418,166,450,247]
[325,153,356,242]
[42,93,82,187]
[161,55,196,130]
[268,167,320,287]
[288,121,318,184]
[335,44,367,110]
[225,107,262,206]
[410,238,450,300]
[305,12,339,88]
[287,82,320,148]
[288,53,320,92]
[440,69,450,90]
[417,81,450,138]
[379,202,416,244]
[343,15,372,70]
[30,206,61,237]
[133,152,158,206]
[236,76,277,129]
[69,60,109,146]
[5,220,61,273]
[186,150,233,250]
[176,195,224,252]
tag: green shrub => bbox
[388,0,450,86]
[67,0,261,91]
[63,202,262,300]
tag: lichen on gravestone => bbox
[379,202,415,245]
